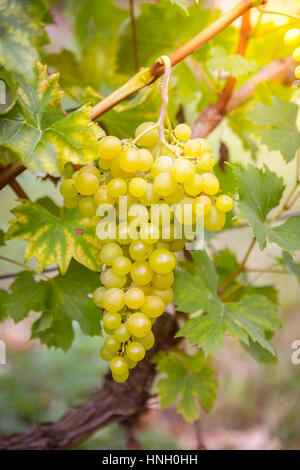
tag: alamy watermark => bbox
[0,340,6,365]
[291,340,300,365]
[0,80,6,105]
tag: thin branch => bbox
[0,267,58,281]
[218,238,256,296]
[129,0,139,73]
[257,6,300,21]
[89,0,263,121]
[0,162,28,199]
[0,160,26,191]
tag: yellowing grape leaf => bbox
[5,261,101,350]
[6,199,102,274]
[0,0,49,76]
[154,351,217,422]
[174,251,281,355]
[247,97,300,162]
[0,63,102,174]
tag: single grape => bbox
[184,139,201,157]
[135,122,159,147]
[151,156,174,177]
[129,177,148,198]
[184,173,202,196]
[100,268,127,288]
[60,179,77,198]
[100,242,123,265]
[130,282,152,296]
[169,238,185,252]
[124,287,145,309]
[195,138,212,154]
[164,185,185,205]
[102,288,125,312]
[112,371,129,383]
[75,172,99,196]
[79,165,101,180]
[130,261,153,285]
[110,155,133,179]
[154,240,170,250]
[99,347,114,361]
[117,222,132,245]
[139,183,159,206]
[284,28,300,46]
[127,312,152,337]
[150,286,174,305]
[173,158,195,183]
[98,158,111,170]
[201,173,220,195]
[99,136,122,160]
[119,148,140,173]
[149,249,176,274]
[192,194,212,216]
[124,355,137,369]
[152,272,174,289]
[93,286,107,307]
[128,240,152,262]
[133,331,155,350]
[114,323,131,342]
[174,197,195,226]
[138,148,153,171]
[105,336,121,353]
[103,312,121,330]
[64,195,79,209]
[174,123,192,141]
[197,153,215,172]
[107,178,127,198]
[293,47,300,62]
[154,172,177,197]
[216,195,233,213]
[139,223,160,245]
[126,341,145,362]
[204,205,226,231]
[94,185,116,206]
[112,256,132,276]
[128,203,149,222]
[141,295,165,318]
[78,196,97,216]
[110,356,128,375]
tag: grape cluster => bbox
[284,28,300,79]
[60,122,233,383]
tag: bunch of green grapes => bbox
[60,121,233,383]
[284,28,300,79]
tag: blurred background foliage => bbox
[0,0,300,449]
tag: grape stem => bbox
[0,256,50,280]
[157,55,172,148]
[218,238,256,296]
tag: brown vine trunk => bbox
[0,313,178,450]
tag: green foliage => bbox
[282,252,300,280]
[6,198,102,274]
[0,63,102,174]
[154,350,217,422]
[233,164,300,255]
[0,229,5,246]
[4,260,101,350]
[0,0,49,77]
[247,97,300,162]
[207,46,257,77]
[0,289,8,321]
[174,251,281,355]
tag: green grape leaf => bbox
[233,164,285,250]
[117,2,211,75]
[247,97,300,162]
[174,250,281,355]
[242,334,277,364]
[6,199,102,274]
[0,289,9,321]
[169,0,189,14]
[0,63,101,174]
[6,271,49,322]
[213,248,239,285]
[0,0,49,77]
[282,252,300,280]
[228,111,259,161]
[178,295,281,356]
[174,250,221,315]
[6,261,101,350]
[214,162,238,198]
[154,351,217,422]
[267,217,300,256]
[207,46,257,77]
[0,229,5,247]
